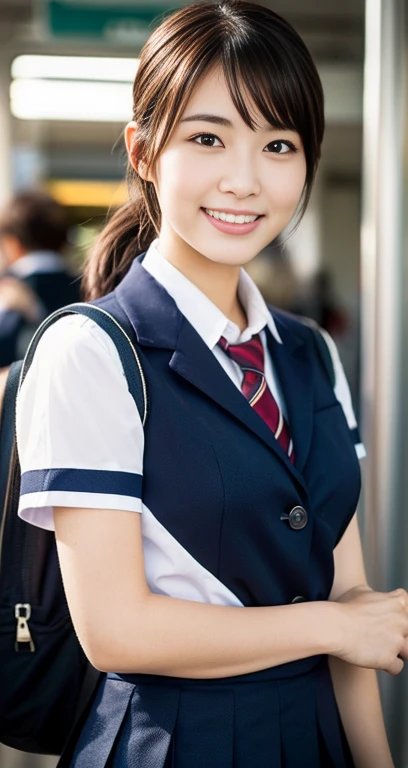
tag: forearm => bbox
[328,656,394,768]
[93,595,339,678]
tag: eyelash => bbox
[190,132,298,154]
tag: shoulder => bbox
[16,310,145,531]
[16,312,130,428]
[29,313,124,378]
[268,306,321,343]
[269,306,365,458]
[269,304,346,391]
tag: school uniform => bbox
[16,239,365,767]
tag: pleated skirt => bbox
[68,656,354,768]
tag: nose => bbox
[218,154,261,199]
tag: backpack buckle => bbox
[14,603,35,652]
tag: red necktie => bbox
[218,333,294,463]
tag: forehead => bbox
[180,66,264,127]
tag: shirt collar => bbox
[142,239,282,350]
[8,251,66,278]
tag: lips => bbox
[201,207,264,236]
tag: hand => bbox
[333,585,408,675]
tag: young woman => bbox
[16,2,407,766]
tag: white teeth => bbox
[205,209,258,224]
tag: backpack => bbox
[0,302,147,757]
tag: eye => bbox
[264,140,297,155]
[191,133,223,148]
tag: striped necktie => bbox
[218,333,294,463]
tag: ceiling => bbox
[0,0,365,61]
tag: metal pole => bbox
[361,0,407,763]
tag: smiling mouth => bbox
[202,208,262,224]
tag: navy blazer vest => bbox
[94,256,361,632]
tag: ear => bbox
[124,121,152,182]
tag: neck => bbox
[157,230,248,331]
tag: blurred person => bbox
[0,190,80,367]
[12,3,403,767]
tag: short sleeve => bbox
[16,314,144,531]
[318,327,366,460]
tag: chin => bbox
[201,246,262,268]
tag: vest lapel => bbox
[170,317,307,488]
[266,318,314,473]
[115,258,310,488]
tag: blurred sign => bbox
[46,1,176,41]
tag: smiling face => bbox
[147,67,307,269]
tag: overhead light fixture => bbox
[10,55,139,121]
[10,79,133,122]
[11,55,139,83]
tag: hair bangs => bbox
[222,38,306,141]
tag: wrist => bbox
[311,600,347,657]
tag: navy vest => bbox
[94,256,361,622]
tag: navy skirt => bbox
[68,656,354,768]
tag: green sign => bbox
[47,1,178,39]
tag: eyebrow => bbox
[179,113,293,133]
[179,113,233,127]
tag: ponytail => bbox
[81,168,160,301]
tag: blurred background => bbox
[0,0,407,765]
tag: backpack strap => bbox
[0,361,23,518]
[20,302,147,426]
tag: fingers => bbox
[397,638,408,661]
[393,587,408,610]
[386,656,405,676]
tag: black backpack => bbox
[0,302,147,757]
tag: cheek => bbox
[266,161,307,213]
[155,150,212,206]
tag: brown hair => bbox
[0,189,69,253]
[83,0,325,301]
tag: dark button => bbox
[280,506,308,530]
[291,596,306,604]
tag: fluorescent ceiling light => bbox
[11,55,139,83]
[10,79,133,122]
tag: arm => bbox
[54,504,338,678]
[329,514,394,768]
[54,503,408,684]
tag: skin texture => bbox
[125,67,306,330]
[53,68,403,767]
